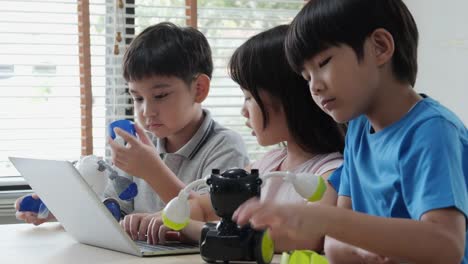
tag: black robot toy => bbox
[199,168,274,264]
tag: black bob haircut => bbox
[286,0,419,86]
[229,25,345,154]
[123,22,213,84]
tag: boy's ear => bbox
[370,28,395,67]
[192,74,210,103]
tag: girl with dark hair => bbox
[124,25,346,252]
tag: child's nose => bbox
[143,102,157,117]
[310,80,324,95]
[240,104,248,117]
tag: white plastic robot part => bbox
[75,155,108,195]
[163,196,190,225]
[114,135,126,146]
[262,171,322,200]
[162,178,209,229]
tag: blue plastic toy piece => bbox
[103,198,122,221]
[19,195,50,219]
[118,182,138,200]
[19,195,42,212]
[109,119,136,140]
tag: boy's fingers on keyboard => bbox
[148,217,163,245]
[158,225,181,244]
[122,215,132,238]
[129,214,142,240]
[147,218,154,244]
[138,215,152,241]
[157,225,168,244]
[147,217,157,244]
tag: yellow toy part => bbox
[261,231,274,263]
[307,176,327,202]
[161,212,189,231]
[280,250,329,264]
[255,231,274,264]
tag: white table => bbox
[0,222,282,264]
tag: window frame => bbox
[0,0,304,190]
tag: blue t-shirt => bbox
[328,165,342,192]
[338,97,467,263]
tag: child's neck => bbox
[279,141,317,171]
[165,109,204,153]
[366,77,422,132]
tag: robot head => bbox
[207,168,262,219]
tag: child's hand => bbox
[233,198,327,251]
[120,212,160,241]
[14,194,55,225]
[108,122,161,179]
[325,236,399,264]
[145,215,199,245]
[354,248,400,264]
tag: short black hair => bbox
[286,0,419,86]
[229,25,345,154]
[123,22,213,83]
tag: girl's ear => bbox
[370,28,395,67]
[192,74,210,103]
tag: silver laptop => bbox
[9,157,199,257]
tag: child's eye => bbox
[154,93,168,100]
[319,56,332,68]
[132,97,143,103]
[244,96,251,101]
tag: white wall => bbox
[405,0,468,124]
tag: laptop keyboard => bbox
[135,240,199,252]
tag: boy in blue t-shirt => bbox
[233,0,467,263]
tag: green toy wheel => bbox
[254,231,274,264]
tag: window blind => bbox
[0,0,82,177]
[0,0,303,178]
[94,0,304,162]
